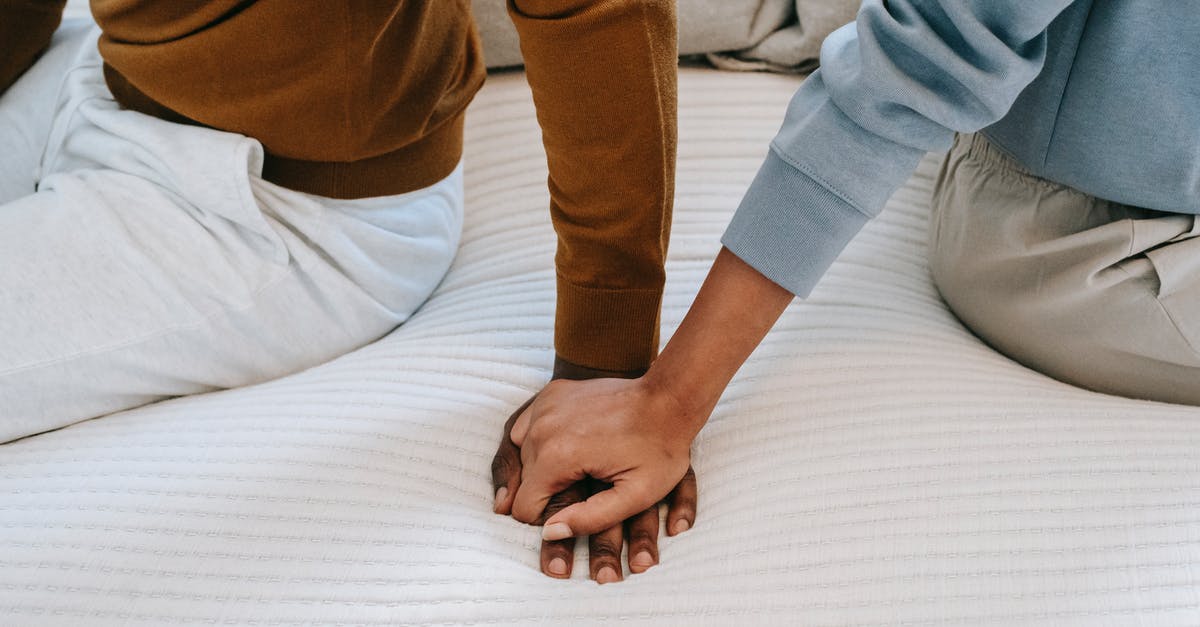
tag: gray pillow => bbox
[473,0,859,72]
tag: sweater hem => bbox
[103,63,464,200]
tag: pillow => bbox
[65,0,855,73]
[473,0,859,72]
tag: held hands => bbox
[491,377,701,582]
[490,249,794,582]
[511,377,699,538]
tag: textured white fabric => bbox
[470,0,855,70]
[0,25,463,441]
[62,1,90,20]
[3,67,1200,626]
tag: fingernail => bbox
[542,522,572,541]
[671,519,691,535]
[493,487,508,512]
[631,551,654,570]
[547,557,568,576]
[596,566,619,584]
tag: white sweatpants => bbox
[0,24,464,443]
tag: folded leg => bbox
[0,20,91,203]
[930,133,1200,405]
[0,27,462,442]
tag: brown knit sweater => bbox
[1,0,677,374]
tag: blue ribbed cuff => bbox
[721,150,870,297]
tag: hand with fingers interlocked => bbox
[489,249,797,583]
[491,360,698,584]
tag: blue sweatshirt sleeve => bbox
[722,0,1079,296]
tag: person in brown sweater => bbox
[0,0,693,582]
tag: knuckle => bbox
[544,488,582,513]
[627,527,656,545]
[490,454,512,480]
[670,505,697,521]
[588,539,621,560]
[537,485,586,524]
[540,437,577,463]
[670,478,697,502]
[541,542,572,558]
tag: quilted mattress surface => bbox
[4,67,1200,626]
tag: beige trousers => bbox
[929,133,1200,405]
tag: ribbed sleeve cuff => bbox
[721,150,870,297]
[554,276,662,374]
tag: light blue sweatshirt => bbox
[722,0,1200,296]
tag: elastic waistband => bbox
[103,64,464,200]
[956,132,1038,178]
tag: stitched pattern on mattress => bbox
[3,68,1200,627]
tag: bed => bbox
[4,62,1200,626]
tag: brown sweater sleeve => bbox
[0,0,67,94]
[507,0,677,374]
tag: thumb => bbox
[541,479,657,540]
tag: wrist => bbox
[640,362,716,440]
[552,355,647,381]
[640,248,794,435]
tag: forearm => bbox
[644,247,793,437]
[0,0,67,94]
[725,1,1078,297]
[508,0,677,373]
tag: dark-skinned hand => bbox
[491,359,697,583]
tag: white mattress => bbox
[4,67,1200,626]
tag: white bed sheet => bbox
[3,67,1200,626]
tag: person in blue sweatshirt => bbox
[490,0,1200,546]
